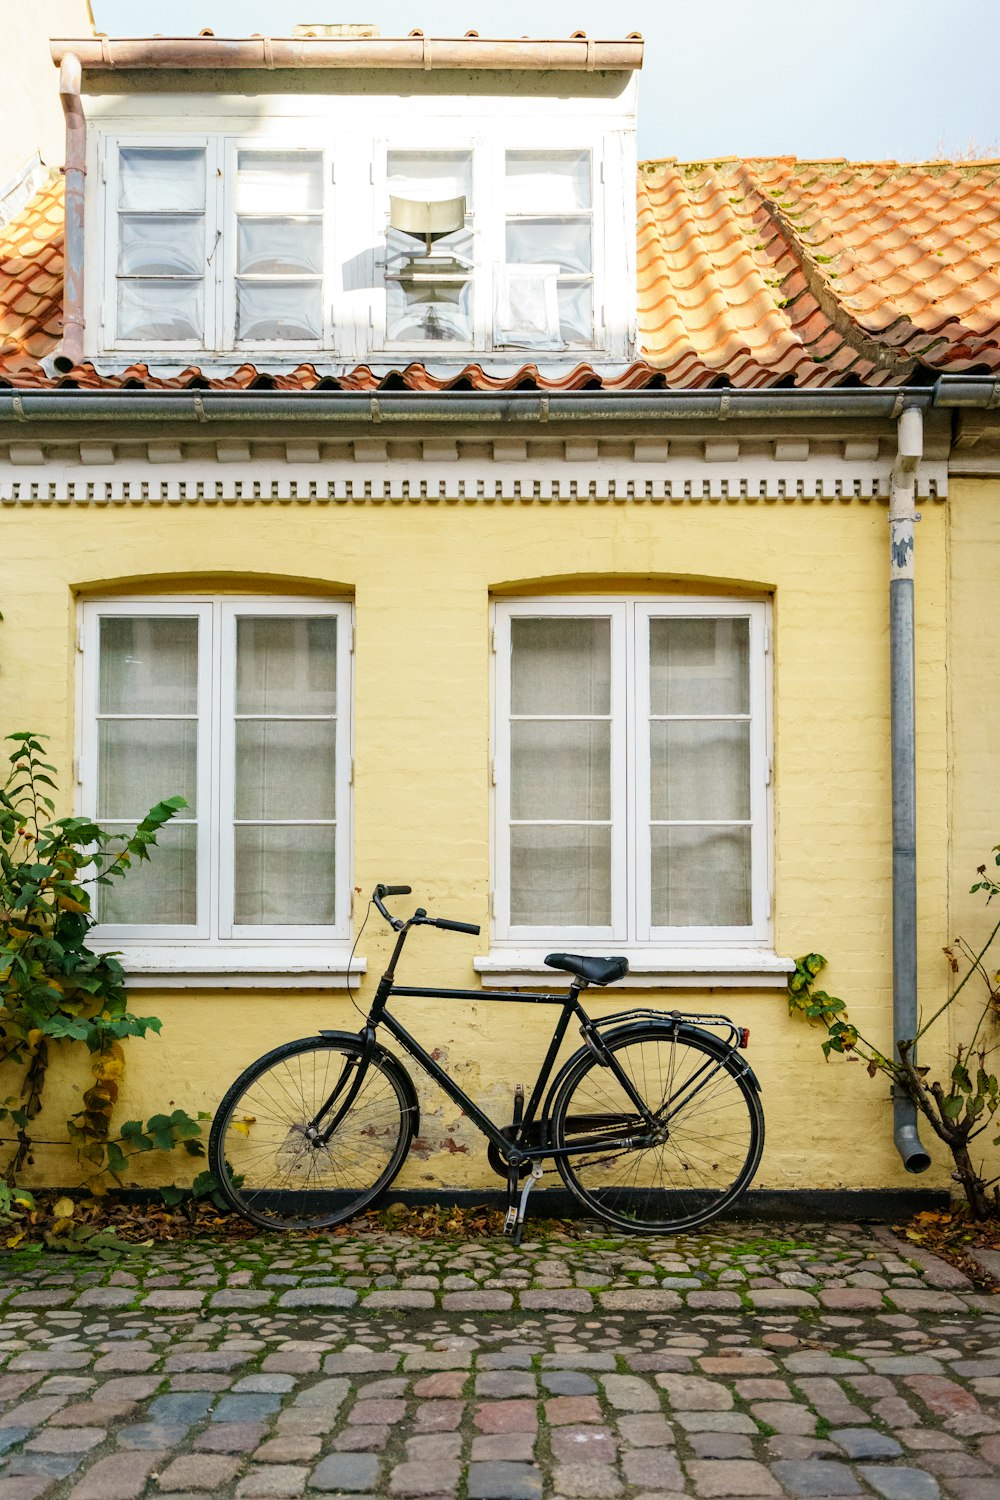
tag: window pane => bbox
[118,148,205,211]
[651,826,751,927]
[387,150,473,206]
[99,720,197,819]
[511,721,610,820]
[236,151,323,213]
[510,825,610,927]
[117,279,203,340]
[234,825,336,925]
[238,218,323,275]
[99,822,196,925]
[510,617,611,716]
[386,279,471,342]
[118,215,203,276]
[649,618,750,715]
[506,219,592,275]
[235,721,337,820]
[494,263,562,349]
[557,281,593,343]
[650,722,750,821]
[100,617,198,715]
[505,150,591,213]
[236,617,337,715]
[236,280,322,340]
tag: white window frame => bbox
[374,137,483,355]
[498,145,599,352]
[103,134,219,355]
[490,597,773,953]
[98,128,620,360]
[373,135,607,357]
[79,596,354,955]
[220,139,331,354]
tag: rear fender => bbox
[543,1018,761,1121]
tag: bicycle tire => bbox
[550,1025,764,1234]
[209,1035,416,1231]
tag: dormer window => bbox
[98,128,631,360]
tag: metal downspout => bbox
[57,53,86,372]
[889,406,932,1173]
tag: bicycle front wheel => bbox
[550,1025,763,1234]
[209,1036,416,1230]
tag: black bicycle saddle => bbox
[544,953,630,986]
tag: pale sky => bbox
[87,0,999,163]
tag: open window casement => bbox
[493,262,562,350]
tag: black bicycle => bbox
[209,885,764,1241]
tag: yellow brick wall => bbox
[947,477,1000,1186]
[0,492,955,1193]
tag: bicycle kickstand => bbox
[510,1162,544,1248]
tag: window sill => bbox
[89,943,366,990]
[473,949,794,991]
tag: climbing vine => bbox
[0,732,205,1217]
[789,847,1000,1219]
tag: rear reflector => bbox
[738,1028,750,1048]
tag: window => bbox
[106,142,330,350]
[114,146,208,344]
[377,144,598,352]
[492,599,770,946]
[101,133,623,357]
[384,149,474,344]
[80,599,352,943]
[233,150,325,342]
[498,150,594,348]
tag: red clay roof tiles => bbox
[2,159,999,390]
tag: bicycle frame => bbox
[312,916,664,1165]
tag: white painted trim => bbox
[0,444,951,505]
[492,596,772,950]
[473,949,794,990]
[90,942,367,990]
[80,595,353,947]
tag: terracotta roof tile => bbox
[2,159,999,390]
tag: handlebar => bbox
[371,884,481,937]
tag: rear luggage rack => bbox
[586,1008,748,1048]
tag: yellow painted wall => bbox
[948,477,1000,1187]
[0,491,955,1194]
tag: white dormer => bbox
[61,33,641,369]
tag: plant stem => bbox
[915,913,1000,1042]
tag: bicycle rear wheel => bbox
[550,1025,763,1233]
[209,1035,416,1230]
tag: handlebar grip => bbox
[433,918,481,936]
[377,885,412,897]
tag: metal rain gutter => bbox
[50,35,645,73]
[0,377,998,424]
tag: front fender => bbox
[318,1029,422,1132]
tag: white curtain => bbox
[509,617,612,927]
[233,617,338,926]
[97,617,198,924]
[648,618,752,926]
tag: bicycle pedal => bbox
[503,1206,517,1235]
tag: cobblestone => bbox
[1,1219,999,1497]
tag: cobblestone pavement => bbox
[1,1219,999,1499]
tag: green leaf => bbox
[105,1141,128,1177]
[941,1095,965,1120]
